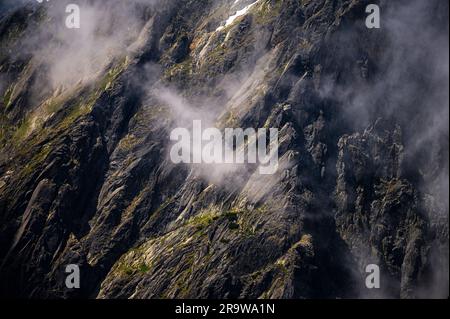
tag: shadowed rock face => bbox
[0,0,447,299]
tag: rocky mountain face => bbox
[0,0,448,299]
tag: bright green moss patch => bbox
[138,263,151,273]
[189,212,220,230]
[57,101,91,130]
[115,249,153,277]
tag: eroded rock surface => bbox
[0,0,448,299]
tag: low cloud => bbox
[13,0,160,91]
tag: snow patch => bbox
[216,0,260,32]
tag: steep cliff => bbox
[0,0,448,299]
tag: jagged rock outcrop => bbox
[335,120,429,298]
[0,0,448,299]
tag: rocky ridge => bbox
[0,0,448,299]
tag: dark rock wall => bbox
[0,0,448,299]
